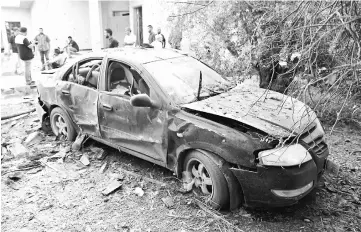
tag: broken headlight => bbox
[258,144,312,167]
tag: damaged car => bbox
[36,47,329,209]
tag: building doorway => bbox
[134,6,143,46]
[109,11,129,47]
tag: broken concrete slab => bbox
[80,154,90,166]
[9,143,30,158]
[24,131,43,146]
[102,180,122,196]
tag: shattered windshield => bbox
[143,56,234,104]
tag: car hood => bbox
[182,85,318,138]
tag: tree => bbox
[165,0,361,127]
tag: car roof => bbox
[85,47,188,65]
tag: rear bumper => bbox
[231,159,325,207]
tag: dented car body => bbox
[36,48,329,209]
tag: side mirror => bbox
[130,94,154,107]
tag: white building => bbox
[1,0,171,52]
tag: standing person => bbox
[34,28,51,71]
[147,25,156,44]
[123,27,136,47]
[15,27,35,85]
[156,27,166,48]
[65,36,79,58]
[8,27,22,74]
[104,28,119,48]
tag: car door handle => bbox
[61,90,70,95]
[101,103,113,111]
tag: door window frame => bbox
[62,57,105,90]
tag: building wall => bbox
[30,0,92,50]
[129,0,170,46]
[101,0,129,48]
[1,7,32,50]
[1,7,32,33]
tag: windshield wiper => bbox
[197,71,202,101]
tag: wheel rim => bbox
[185,158,213,196]
[51,113,68,138]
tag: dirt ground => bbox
[1,92,361,232]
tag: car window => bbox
[143,56,233,104]
[64,58,102,89]
[106,60,150,97]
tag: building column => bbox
[88,0,102,51]
[1,22,10,54]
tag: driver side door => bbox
[97,59,168,164]
[56,57,104,137]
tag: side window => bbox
[64,59,102,89]
[106,60,150,97]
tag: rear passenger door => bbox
[56,57,105,137]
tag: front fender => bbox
[167,110,262,169]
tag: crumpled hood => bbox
[182,85,318,138]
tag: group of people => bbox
[8,27,80,85]
[9,24,174,86]
[103,25,166,49]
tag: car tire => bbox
[50,107,77,141]
[184,150,230,209]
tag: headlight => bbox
[259,144,312,167]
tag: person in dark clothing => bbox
[9,27,22,74]
[148,25,156,44]
[65,36,79,58]
[104,28,119,48]
[15,27,35,85]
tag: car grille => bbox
[299,123,328,156]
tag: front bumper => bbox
[231,159,324,207]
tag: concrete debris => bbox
[24,131,43,146]
[72,134,87,151]
[162,197,174,208]
[9,143,29,158]
[80,154,90,166]
[99,161,109,174]
[134,187,145,197]
[102,180,122,196]
[17,160,42,169]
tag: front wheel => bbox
[50,107,77,141]
[184,150,229,209]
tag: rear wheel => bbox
[50,107,76,141]
[184,150,229,209]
